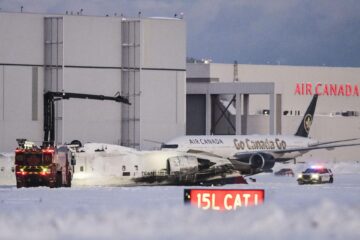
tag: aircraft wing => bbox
[309,138,360,147]
[186,149,224,158]
[272,142,360,154]
[231,141,360,173]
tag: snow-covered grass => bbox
[1,167,360,240]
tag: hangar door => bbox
[186,94,206,135]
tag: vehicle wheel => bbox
[329,177,334,183]
[319,177,322,184]
[65,172,72,187]
[16,182,23,188]
[56,172,62,188]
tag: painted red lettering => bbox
[295,83,302,95]
[323,84,329,96]
[346,84,352,96]
[330,84,337,96]
[306,83,312,95]
[338,85,344,96]
[315,83,322,95]
[294,82,359,97]
[301,83,305,95]
[354,85,359,96]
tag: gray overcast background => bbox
[1,0,360,67]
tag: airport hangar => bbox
[0,12,359,162]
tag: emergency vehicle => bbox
[15,139,75,188]
[297,166,334,185]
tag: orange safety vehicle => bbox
[15,140,75,188]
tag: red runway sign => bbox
[184,189,265,210]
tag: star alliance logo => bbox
[304,114,312,133]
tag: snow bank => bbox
[0,197,359,240]
[1,170,360,240]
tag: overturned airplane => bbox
[72,143,247,186]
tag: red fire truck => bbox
[15,140,74,188]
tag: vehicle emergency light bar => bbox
[310,165,324,169]
[42,148,55,154]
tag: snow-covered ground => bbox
[1,161,360,240]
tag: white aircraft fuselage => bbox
[165,135,318,161]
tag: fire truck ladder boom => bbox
[43,91,130,147]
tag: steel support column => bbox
[235,94,242,135]
[242,94,249,134]
[205,94,212,134]
[269,93,275,134]
[276,94,282,134]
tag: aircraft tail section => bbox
[295,94,318,137]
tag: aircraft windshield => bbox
[161,144,178,149]
[21,153,43,165]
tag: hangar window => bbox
[0,167,4,172]
[134,165,138,171]
[283,110,301,116]
[263,109,270,115]
[80,166,84,172]
[122,165,126,171]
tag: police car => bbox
[297,166,334,185]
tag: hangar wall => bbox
[208,64,360,114]
[122,18,186,150]
[0,12,186,152]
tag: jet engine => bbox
[234,152,275,170]
[165,155,234,185]
[249,153,275,170]
[166,156,198,175]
